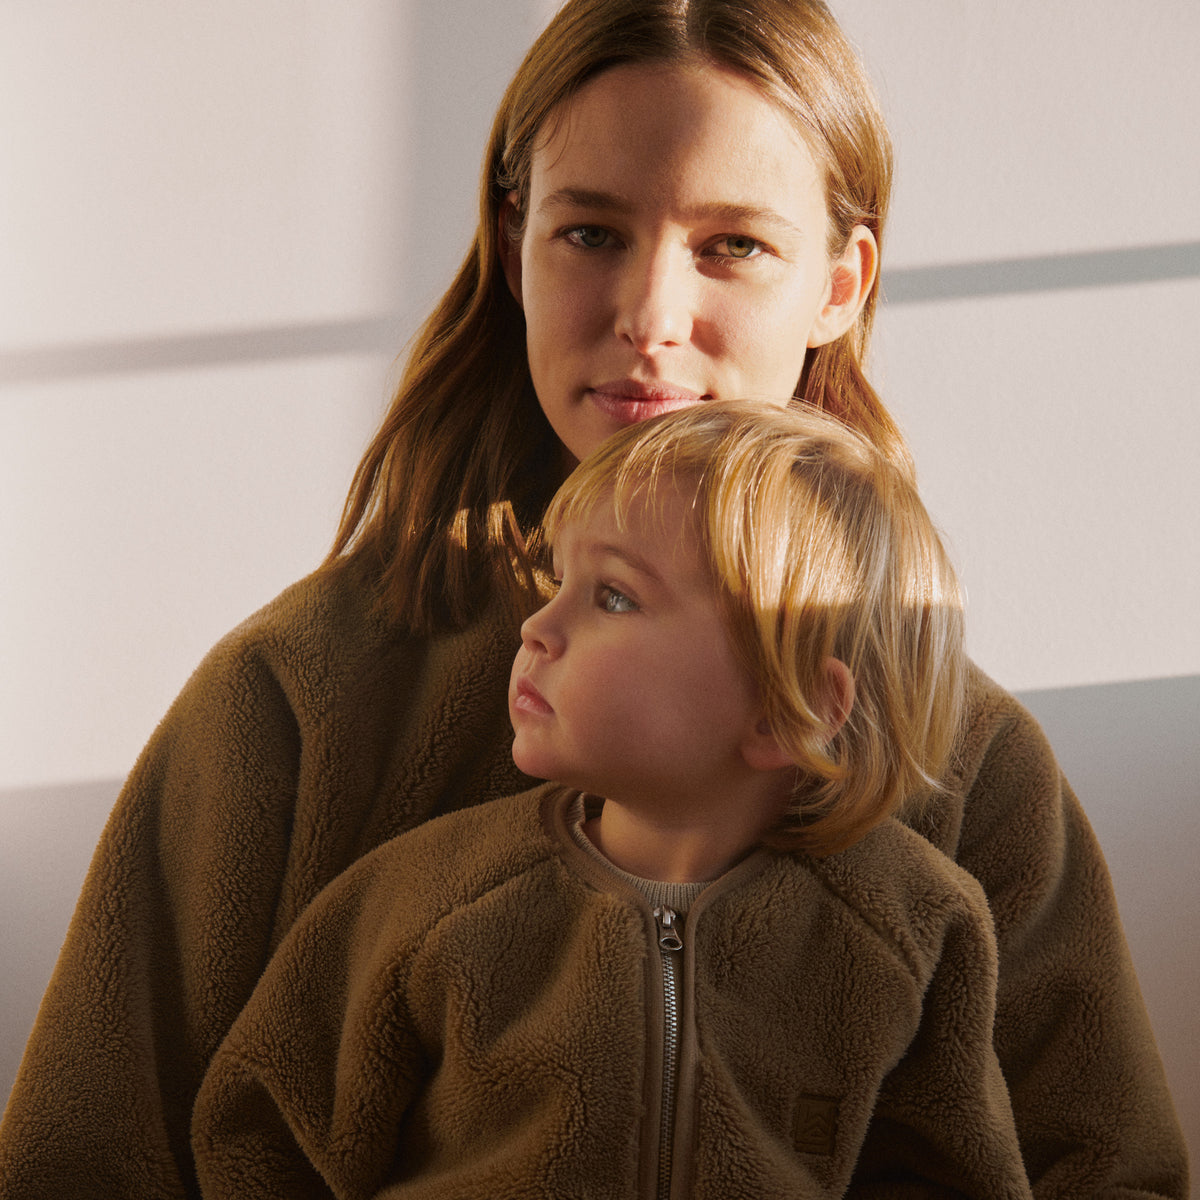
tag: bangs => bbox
[541,420,706,549]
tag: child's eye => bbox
[709,235,764,260]
[566,225,613,250]
[599,586,638,614]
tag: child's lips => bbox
[513,677,553,716]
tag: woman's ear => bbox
[807,224,877,348]
[498,191,524,308]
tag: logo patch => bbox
[793,1094,839,1156]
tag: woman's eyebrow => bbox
[538,187,803,238]
[538,186,633,216]
[690,201,804,239]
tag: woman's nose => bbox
[614,247,693,354]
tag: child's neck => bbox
[582,787,780,884]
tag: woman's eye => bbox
[567,226,611,249]
[713,235,763,260]
[600,586,638,614]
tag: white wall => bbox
[832,0,1200,691]
[1,0,548,790]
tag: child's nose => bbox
[520,600,565,658]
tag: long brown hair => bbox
[328,0,899,634]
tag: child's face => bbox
[509,482,765,808]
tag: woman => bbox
[0,0,1186,1196]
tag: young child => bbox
[192,402,1032,1198]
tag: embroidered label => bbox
[793,1094,839,1156]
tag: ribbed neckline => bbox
[565,795,711,914]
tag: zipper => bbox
[653,906,684,1200]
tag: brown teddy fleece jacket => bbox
[0,567,1188,1197]
[191,785,1033,1199]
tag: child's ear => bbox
[741,658,855,772]
[497,191,524,308]
[806,225,877,348]
[740,718,797,773]
[819,657,855,740]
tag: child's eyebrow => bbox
[589,540,663,585]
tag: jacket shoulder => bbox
[958,661,1061,812]
[169,567,393,726]
[266,786,564,989]
[804,818,995,987]
[349,786,560,914]
[905,660,1062,861]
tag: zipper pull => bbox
[654,906,683,951]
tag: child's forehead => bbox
[553,480,711,582]
[557,475,697,542]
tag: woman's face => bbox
[501,61,874,465]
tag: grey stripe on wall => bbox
[885,240,1200,304]
[0,315,404,386]
[2,242,1199,385]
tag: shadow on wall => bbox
[1015,673,1200,1174]
[1,777,121,1111]
[4,674,1198,1181]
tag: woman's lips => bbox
[513,678,553,716]
[587,380,707,425]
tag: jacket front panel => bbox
[388,862,652,1197]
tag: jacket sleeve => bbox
[0,628,307,1200]
[0,575,527,1200]
[949,675,1188,1197]
[191,852,428,1200]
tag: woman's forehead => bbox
[529,60,826,218]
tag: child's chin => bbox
[510,743,553,782]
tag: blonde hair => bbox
[544,401,965,856]
[328,0,899,634]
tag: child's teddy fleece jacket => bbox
[192,785,1032,1198]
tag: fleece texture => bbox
[0,567,1188,1197]
[190,786,1032,1199]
